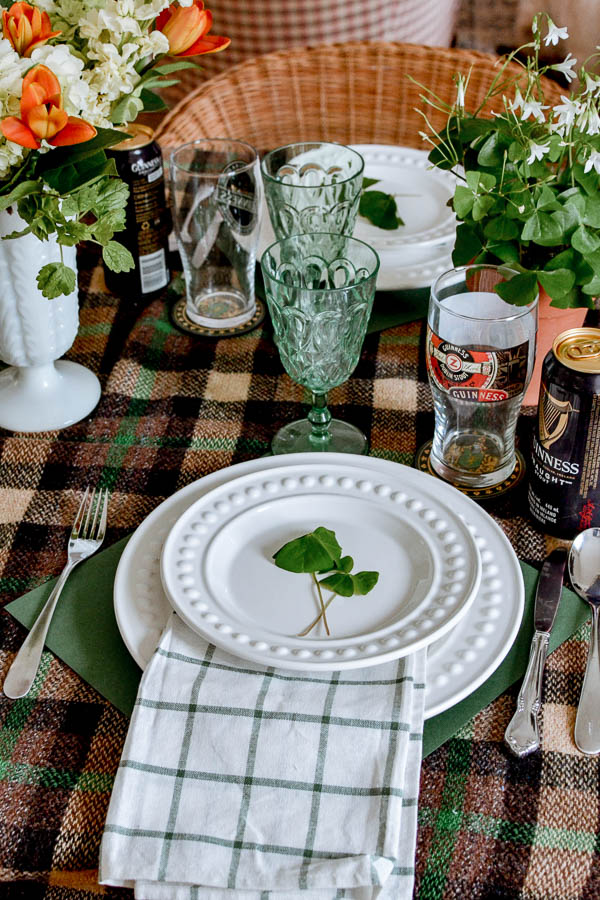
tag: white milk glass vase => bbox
[0,208,101,432]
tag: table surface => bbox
[0,250,597,900]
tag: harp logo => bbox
[538,386,575,449]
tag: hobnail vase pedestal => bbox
[0,208,101,432]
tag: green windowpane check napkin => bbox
[100,613,426,899]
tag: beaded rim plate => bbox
[350,145,458,250]
[159,462,481,670]
[113,454,524,716]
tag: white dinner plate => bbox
[350,145,458,251]
[159,462,481,670]
[113,454,524,717]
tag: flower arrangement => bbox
[0,0,229,297]
[419,13,600,309]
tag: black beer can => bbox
[528,327,600,536]
[105,124,170,300]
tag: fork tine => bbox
[95,488,109,543]
[88,488,101,540]
[71,487,90,540]
[82,487,96,540]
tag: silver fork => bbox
[3,488,109,699]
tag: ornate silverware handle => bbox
[505,630,549,757]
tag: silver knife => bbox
[505,547,567,757]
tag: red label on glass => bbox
[426,327,529,401]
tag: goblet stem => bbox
[307,392,332,448]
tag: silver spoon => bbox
[568,527,600,755]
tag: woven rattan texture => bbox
[155,41,565,153]
[0,252,597,898]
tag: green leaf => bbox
[483,217,519,241]
[111,94,144,125]
[318,569,379,597]
[465,170,496,192]
[571,224,600,255]
[537,267,576,298]
[337,555,354,573]
[583,194,600,228]
[362,177,379,189]
[452,222,483,265]
[495,271,539,306]
[318,572,354,597]
[520,211,563,246]
[0,180,42,212]
[359,190,403,229]
[42,154,117,194]
[273,527,342,574]
[36,262,76,299]
[545,248,577,271]
[452,185,475,218]
[476,132,504,167]
[535,185,561,212]
[102,241,134,273]
[351,571,380,594]
[141,89,169,113]
[152,60,202,74]
[472,194,494,222]
[486,241,520,263]
[582,275,600,296]
[34,128,126,174]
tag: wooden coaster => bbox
[414,440,526,501]
[171,296,266,338]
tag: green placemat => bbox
[5,541,588,757]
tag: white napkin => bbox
[100,613,426,899]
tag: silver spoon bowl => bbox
[569,527,600,756]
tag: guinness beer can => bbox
[105,124,170,299]
[528,327,600,536]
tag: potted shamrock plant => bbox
[419,13,598,402]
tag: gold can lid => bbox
[110,123,155,151]
[553,327,600,373]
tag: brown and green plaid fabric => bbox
[0,248,597,899]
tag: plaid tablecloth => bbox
[0,251,598,899]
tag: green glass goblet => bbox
[261,142,364,239]
[261,233,379,454]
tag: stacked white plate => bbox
[114,454,523,719]
[351,145,458,291]
[258,145,458,292]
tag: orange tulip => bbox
[155,0,230,57]
[1,64,96,149]
[2,2,61,57]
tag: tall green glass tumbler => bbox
[261,233,379,454]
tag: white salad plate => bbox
[159,461,481,671]
[350,145,458,251]
[113,454,524,718]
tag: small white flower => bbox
[552,53,577,83]
[586,107,600,136]
[553,95,581,128]
[521,97,548,122]
[527,141,550,165]
[584,149,600,175]
[544,21,569,46]
[583,73,600,96]
[508,88,524,114]
[455,76,465,111]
